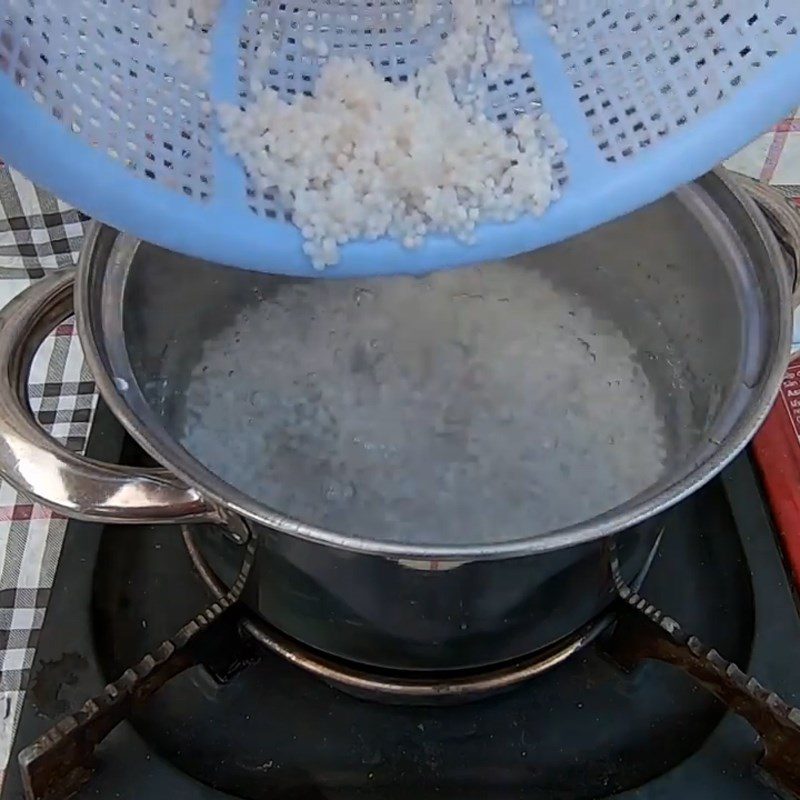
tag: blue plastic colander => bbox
[2,0,800,277]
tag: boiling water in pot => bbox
[173,258,694,547]
[120,187,746,551]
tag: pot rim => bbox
[76,170,792,560]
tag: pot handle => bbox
[737,173,800,308]
[0,267,224,526]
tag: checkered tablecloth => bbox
[1,111,800,778]
[0,168,96,775]
[728,110,800,195]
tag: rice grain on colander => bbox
[152,1,565,268]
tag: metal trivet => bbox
[15,526,800,800]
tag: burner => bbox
[78,480,759,799]
[182,524,619,703]
[2,406,800,800]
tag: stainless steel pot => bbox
[0,171,793,672]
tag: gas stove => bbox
[1,400,800,800]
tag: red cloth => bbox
[752,356,800,588]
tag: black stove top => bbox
[2,403,800,800]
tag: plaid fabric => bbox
[727,107,800,200]
[0,167,95,774]
[726,106,800,351]
[0,170,87,276]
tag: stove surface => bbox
[1,404,799,800]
